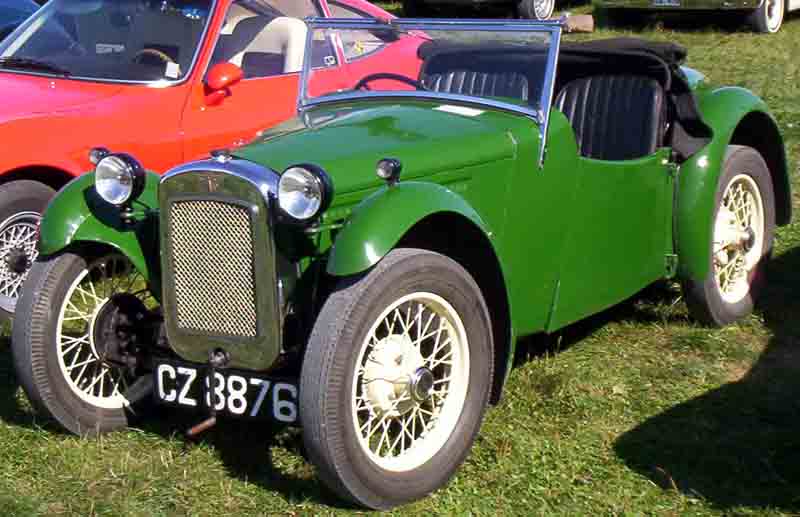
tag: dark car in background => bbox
[0,0,37,40]
[403,0,556,20]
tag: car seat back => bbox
[554,74,666,161]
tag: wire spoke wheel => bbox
[534,0,554,19]
[352,292,470,472]
[712,174,765,305]
[56,254,155,409]
[0,211,40,307]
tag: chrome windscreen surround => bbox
[159,159,281,371]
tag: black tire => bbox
[300,248,494,509]
[402,0,428,17]
[518,0,555,19]
[682,145,776,327]
[12,251,152,436]
[595,7,645,27]
[748,0,784,32]
[0,180,56,320]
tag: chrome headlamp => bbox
[277,164,332,222]
[94,153,146,206]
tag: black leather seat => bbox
[554,75,666,161]
[424,70,529,101]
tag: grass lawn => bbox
[1,4,799,516]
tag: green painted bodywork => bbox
[37,171,163,296]
[675,85,789,281]
[36,67,790,399]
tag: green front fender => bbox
[38,171,162,293]
[676,87,786,281]
[326,181,492,276]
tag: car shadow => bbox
[514,280,688,366]
[613,246,800,512]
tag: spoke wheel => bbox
[519,0,555,20]
[353,292,469,472]
[0,180,55,319]
[712,174,765,305]
[0,211,40,307]
[13,250,157,436]
[56,254,155,410]
[750,0,784,32]
[682,145,775,327]
[301,248,493,510]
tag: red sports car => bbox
[0,0,422,319]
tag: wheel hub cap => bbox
[409,367,434,403]
[363,334,426,417]
[5,246,30,274]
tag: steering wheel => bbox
[133,48,175,65]
[354,73,427,91]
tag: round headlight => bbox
[277,165,332,221]
[95,154,145,206]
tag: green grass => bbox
[1,5,800,516]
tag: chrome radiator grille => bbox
[168,200,258,337]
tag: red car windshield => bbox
[0,0,213,83]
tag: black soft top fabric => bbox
[418,38,712,161]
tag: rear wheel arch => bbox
[729,111,790,225]
[396,212,513,405]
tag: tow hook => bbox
[185,348,230,439]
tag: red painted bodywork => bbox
[0,0,422,182]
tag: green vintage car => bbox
[11,18,790,509]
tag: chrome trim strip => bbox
[538,25,561,168]
[302,91,540,122]
[161,158,279,204]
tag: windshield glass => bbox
[0,0,213,82]
[300,20,558,116]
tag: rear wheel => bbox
[12,251,157,436]
[682,145,775,326]
[300,248,494,509]
[518,0,555,19]
[0,180,56,320]
[749,0,784,32]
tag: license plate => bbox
[153,361,298,424]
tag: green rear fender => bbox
[37,171,162,293]
[327,181,493,277]
[676,87,789,282]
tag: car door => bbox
[547,140,673,330]
[181,0,344,160]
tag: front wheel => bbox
[682,145,776,326]
[300,248,494,509]
[748,0,784,33]
[12,251,157,436]
[518,0,555,19]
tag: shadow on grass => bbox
[613,246,800,511]
[514,280,687,366]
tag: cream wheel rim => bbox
[713,174,765,304]
[535,0,554,19]
[55,254,154,409]
[765,0,784,32]
[351,292,470,472]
